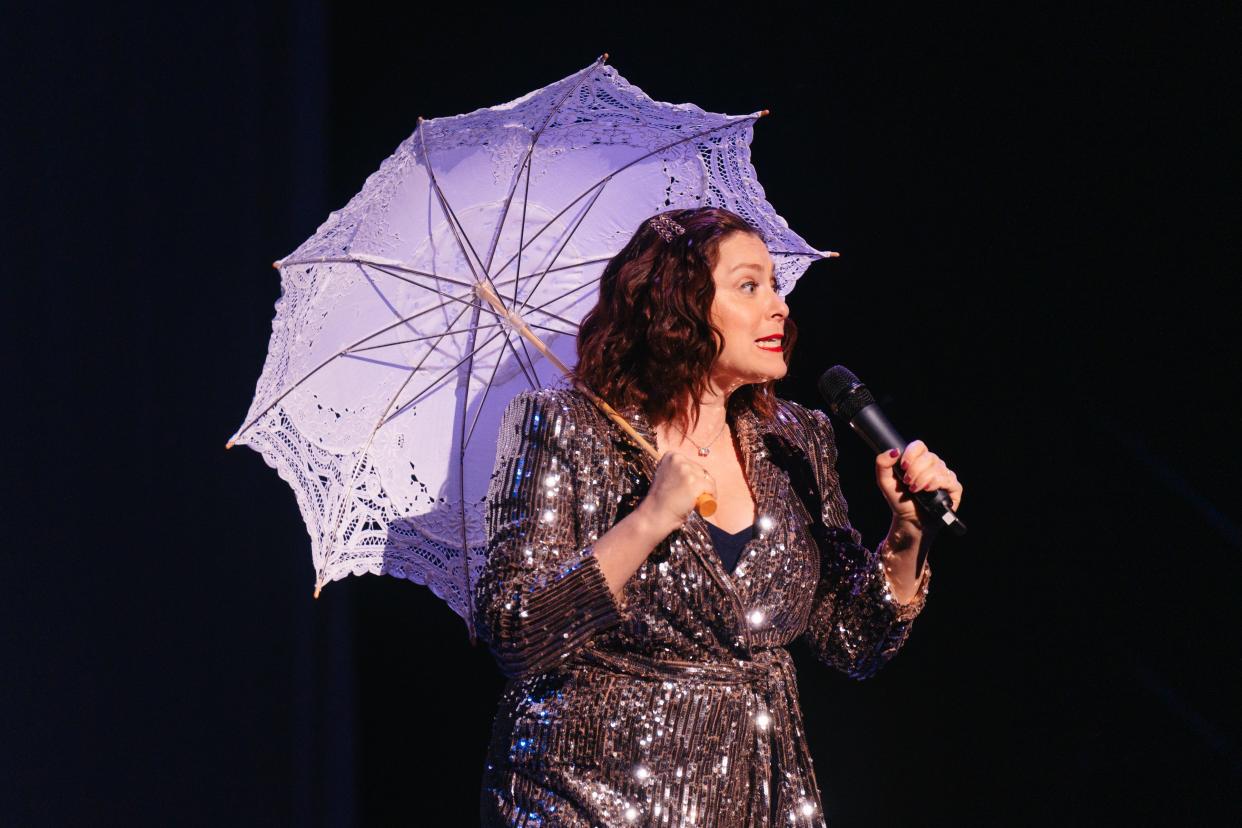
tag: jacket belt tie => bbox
[578,646,826,827]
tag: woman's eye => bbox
[742,281,758,292]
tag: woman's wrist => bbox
[631,500,682,542]
[884,515,923,553]
[882,513,937,595]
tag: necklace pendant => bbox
[698,447,711,457]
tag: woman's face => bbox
[707,231,790,393]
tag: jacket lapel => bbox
[606,404,750,650]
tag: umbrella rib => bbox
[320,297,478,593]
[278,256,479,291]
[487,311,539,391]
[338,299,479,493]
[513,153,532,309]
[488,180,604,286]
[489,323,541,390]
[382,325,509,427]
[417,119,529,352]
[417,120,516,328]
[355,260,462,353]
[365,255,540,389]
[354,286,479,342]
[495,160,542,389]
[277,253,621,294]
[487,256,612,293]
[510,333,541,389]
[488,115,763,285]
[523,321,578,338]
[365,256,573,337]
[229,284,478,442]
[364,263,509,327]
[381,149,544,388]
[522,273,602,318]
[349,322,506,353]
[507,56,605,318]
[354,260,477,292]
[339,353,418,371]
[480,151,528,279]
[454,299,485,633]
[368,299,477,434]
[417,123,493,286]
[481,274,601,338]
[456,53,606,637]
[484,55,607,295]
[516,180,609,317]
[507,302,579,330]
[464,328,521,451]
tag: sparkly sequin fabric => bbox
[475,388,931,827]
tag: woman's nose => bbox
[770,291,789,318]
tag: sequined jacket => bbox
[475,388,931,827]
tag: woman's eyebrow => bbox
[730,263,778,280]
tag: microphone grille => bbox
[817,365,875,421]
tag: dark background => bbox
[5,2,1239,825]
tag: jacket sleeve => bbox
[472,390,623,679]
[796,404,932,680]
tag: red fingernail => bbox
[888,449,899,458]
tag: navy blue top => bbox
[705,521,755,574]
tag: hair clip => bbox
[650,214,686,243]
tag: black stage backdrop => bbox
[5,2,1238,825]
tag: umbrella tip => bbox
[823,250,840,258]
[313,585,322,599]
[417,115,424,125]
[271,261,280,269]
[758,109,771,118]
[225,438,235,449]
[601,52,610,63]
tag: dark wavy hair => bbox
[573,206,797,435]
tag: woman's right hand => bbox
[637,451,717,535]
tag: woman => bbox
[474,207,963,827]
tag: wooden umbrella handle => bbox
[473,281,718,517]
[694,492,718,517]
[572,383,718,518]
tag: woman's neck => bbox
[673,382,739,437]
[695,376,745,418]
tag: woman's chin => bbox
[744,367,788,386]
[709,363,787,393]
[759,362,789,383]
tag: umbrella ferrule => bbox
[475,281,523,331]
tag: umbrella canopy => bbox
[228,54,833,636]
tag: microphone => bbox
[817,366,967,536]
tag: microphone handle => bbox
[849,404,968,536]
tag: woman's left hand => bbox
[874,440,963,527]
